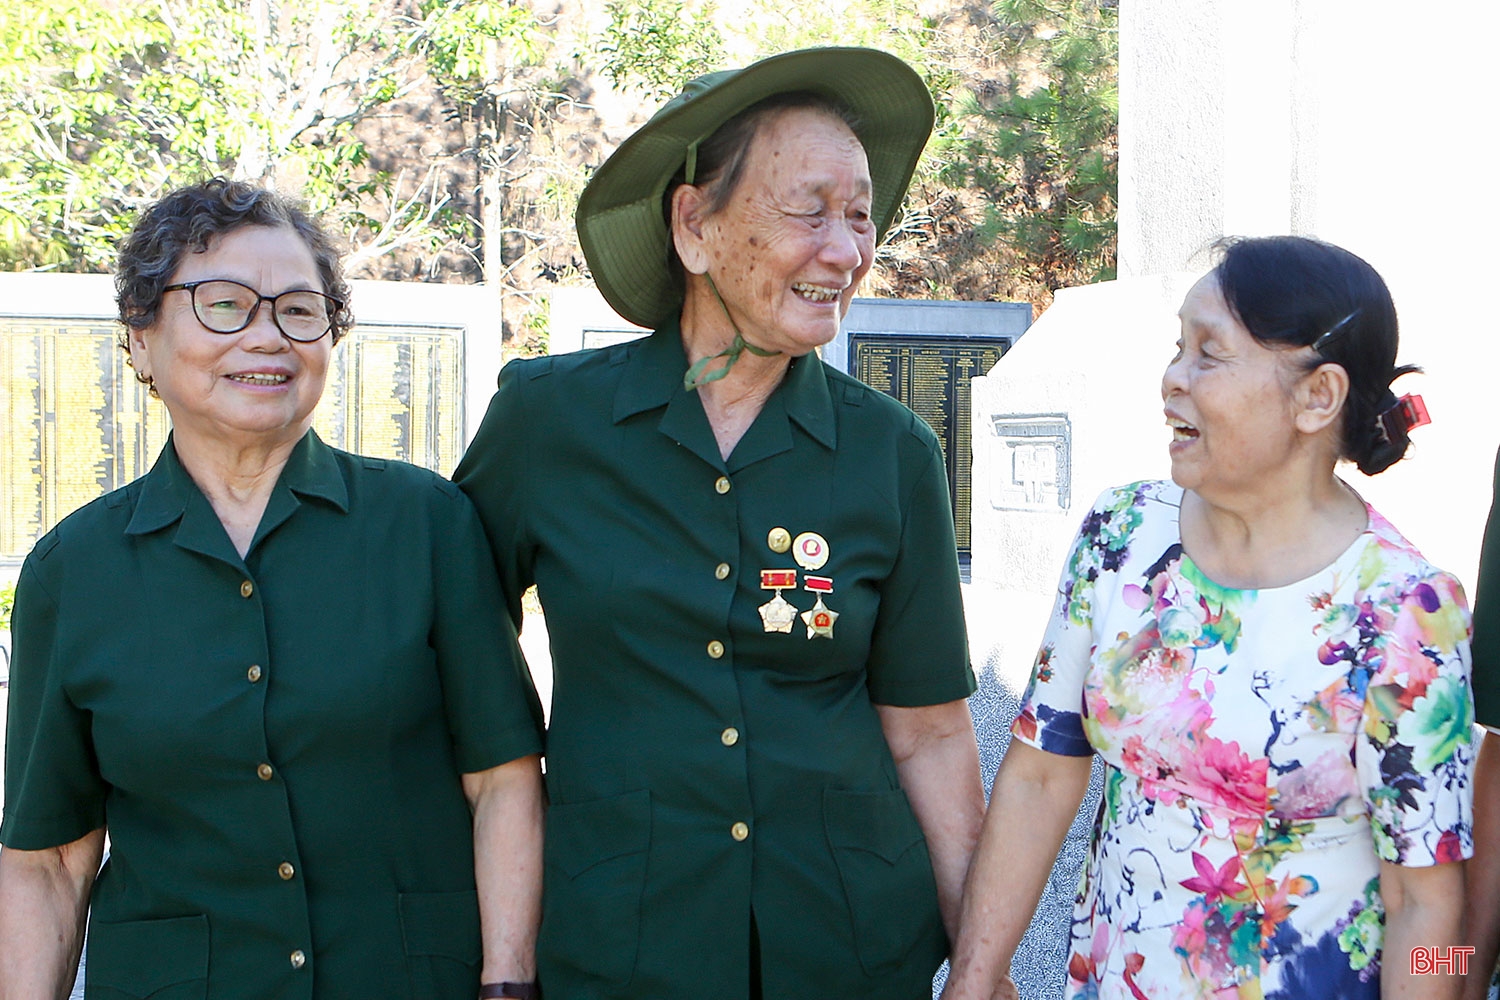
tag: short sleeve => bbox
[1357,568,1474,866]
[1,547,108,849]
[1470,448,1500,728]
[452,359,537,630]
[1010,489,1136,758]
[429,486,545,774]
[864,438,976,707]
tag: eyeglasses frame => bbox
[162,279,342,343]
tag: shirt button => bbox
[707,640,725,659]
[247,664,263,683]
[240,579,254,598]
[278,862,296,880]
[731,821,749,842]
[714,476,731,495]
[720,727,739,747]
[256,763,274,781]
[290,949,306,969]
[715,562,731,580]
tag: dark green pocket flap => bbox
[547,788,651,880]
[399,889,482,963]
[86,914,208,997]
[824,787,925,864]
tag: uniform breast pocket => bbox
[538,789,651,988]
[398,890,482,999]
[85,914,208,1000]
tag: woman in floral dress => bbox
[945,236,1474,1000]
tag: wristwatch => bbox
[479,984,539,1000]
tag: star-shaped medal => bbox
[801,595,838,639]
[759,592,798,633]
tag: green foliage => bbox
[939,0,1118,292]
[595,0,725,103]
[0,0,451,274]
[416,0,546,100]
[0,580,13,631]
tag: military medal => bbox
[758,568,799,634]
[767,526,792,554]
[792,532,828,571]
[801,574,838,639]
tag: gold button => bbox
[290,949,306,969]
[278,861,295,880]
[707,640,725,659]
[731,821,749,841]
[247,664,263,683]
[257,763,273,781]
[715,562,731,581]
[240,579,254,598]
[721,727,739,747]
[714,476,731,495]
[767,527,791,553]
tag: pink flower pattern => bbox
[1017,482,1474,998]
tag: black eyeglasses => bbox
[163,279,341,343]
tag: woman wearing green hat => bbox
[455,47,983,999]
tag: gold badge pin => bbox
[792,532,828,571]
[758,568,799,634]
[767,527,792,554]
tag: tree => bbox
[933,0,1119,304]
[0,0,460,274]
[412,0,592,344]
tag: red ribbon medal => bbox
[758,569,799,633]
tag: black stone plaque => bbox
[849,333,1011,556]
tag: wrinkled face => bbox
[1161,273,1308,498]
[129,225,332,451]
[693,108,875,356]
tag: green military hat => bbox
[576,46,936,330]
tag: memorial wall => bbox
[0,317,464,563]
[849,334,1008,554]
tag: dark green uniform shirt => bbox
[1473,448,1500,727]
[2,431,543,999]
[454,325,975,1000]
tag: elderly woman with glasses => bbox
[0,178,545,999]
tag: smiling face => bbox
[128,224,332,453]
[685,107,875,356]
[1161,273,1315,500]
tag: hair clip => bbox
[1311,310,1359,352]
[1376,393,1430,444]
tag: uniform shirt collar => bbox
[125,429,348,538]
[613,321,837,451]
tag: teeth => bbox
[229,373,288,385]
[1166,417,1197,441]
[792,283,840,303]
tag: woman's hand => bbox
[0,827,105,1000]
[463,754,545,987]
[943,741,1092,1000]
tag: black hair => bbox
[660,91,863,295]
[116,177,353,354]
[1213,235,1419,475]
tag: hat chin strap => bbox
[682,272,781,391]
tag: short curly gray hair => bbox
[116,178,354,362]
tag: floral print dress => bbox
[1014,481,1474,999]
